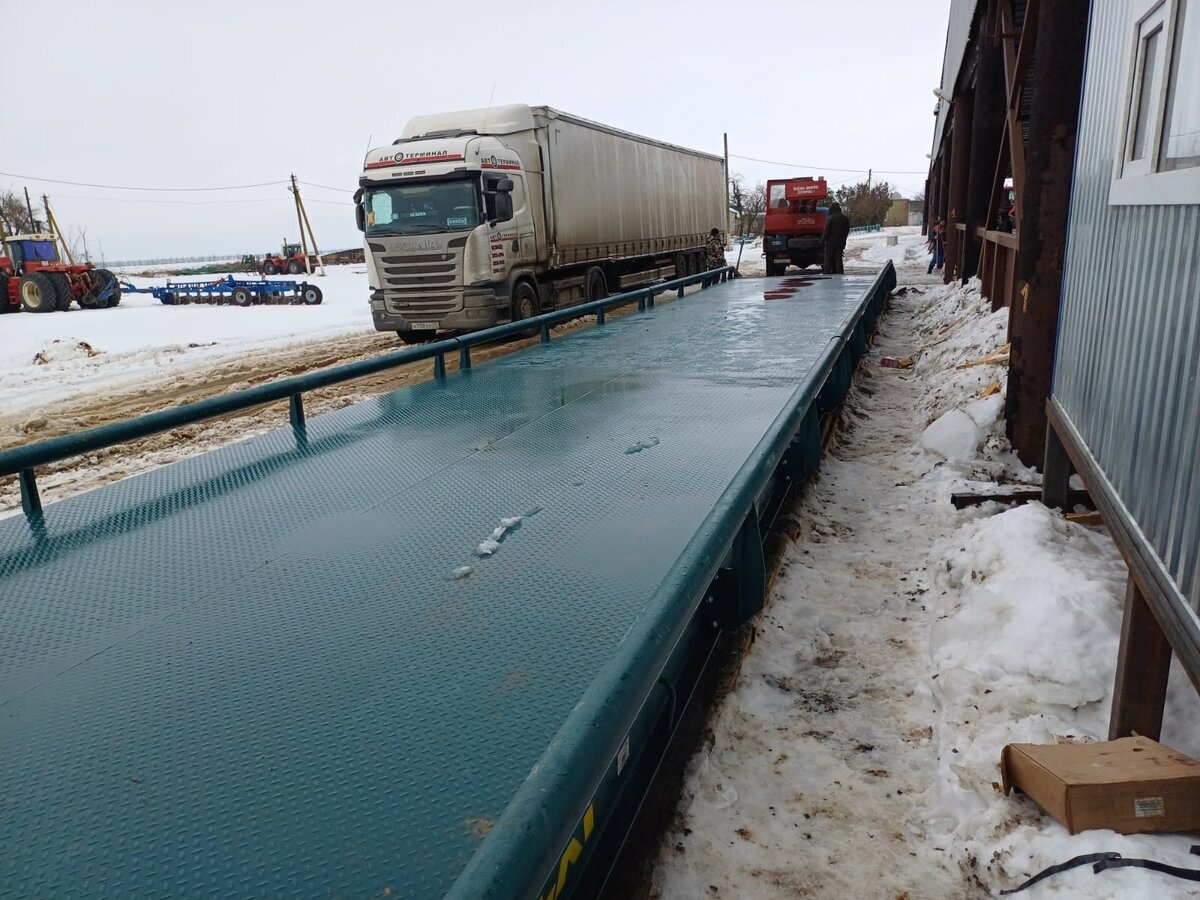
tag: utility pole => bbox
[289,174,326,277]
[24,187,37,232]
[723,132,730,238]
[867,169,872,189]
[290,174,311,275]
[42,195,75,265]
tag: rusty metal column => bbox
[1006,0,1090,466]
[964,39,1006,281]
[946,92,973,283]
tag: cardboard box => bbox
[1000,736,1200,834]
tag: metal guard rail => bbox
[0,267,737,516]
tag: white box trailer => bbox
[356,104,725,341]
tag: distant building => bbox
[884,191,922,227]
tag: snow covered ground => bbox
[729,227,933,278]
[651,277,1200,898]
[0,264,375,422]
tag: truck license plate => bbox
[411,321,438,330]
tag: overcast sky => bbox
[2,0,950,260]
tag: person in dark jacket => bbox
[822,203,850,275]
[704,228,725,286]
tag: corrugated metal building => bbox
[1046,0,1200,737]
[929,0,1200,737]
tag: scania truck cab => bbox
[358,126,530,342]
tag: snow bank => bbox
[925,501,1200,897]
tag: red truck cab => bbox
[763,177,829,276]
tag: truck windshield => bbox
[364,178,481,235]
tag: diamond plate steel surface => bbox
[0,273,880,898]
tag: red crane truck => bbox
[763,176,829,276]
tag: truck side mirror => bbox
[495,178,514,193]
[493,193,514,224]
[353,187,366,232]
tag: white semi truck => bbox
[355,104,726,342]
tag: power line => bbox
[729,154,927,175]
[0,170,288,192]
[299,180,353,194]
[53,194,286,206]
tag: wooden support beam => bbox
[1110,576,1173,740]
[1007,0,1090,467]
[946,92,973,284]
[1040,417,1074,510]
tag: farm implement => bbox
[123,275,323,306]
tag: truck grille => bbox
[369,236,468,315]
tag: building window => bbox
[1160,0,1200,171]
[1111,0,1200,204]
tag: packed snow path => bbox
[651,279,1200,899]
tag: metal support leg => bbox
[597,307,606,325]
[19,468,42,516]
[676,285,684,299]
[712,509,767,630]
[1041,418,1073,510]
[434,354,446,380]
[459,347,472,370]
[1110,576,1173,740]
[638,297,646,311]
[540,323,550,344]
[289,393,305,430]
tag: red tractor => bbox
[261,241,318,276]
[763,177,829,276]
[0,233,121,314]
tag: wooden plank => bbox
[1110,576,1173,740]
[950,487,1090,510]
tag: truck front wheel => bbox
[767,261,785,277]
[512,280,540,321]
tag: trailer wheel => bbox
[300,284,323,305]
[263,261,280,276]
[287,259,304,275]
[160,292,176,305]
[766,261,784,277]
[585,267,608,302]
[18,273,57,312]
[674,253,687,280]
[233,287,254,306]
[48,273,73,311]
